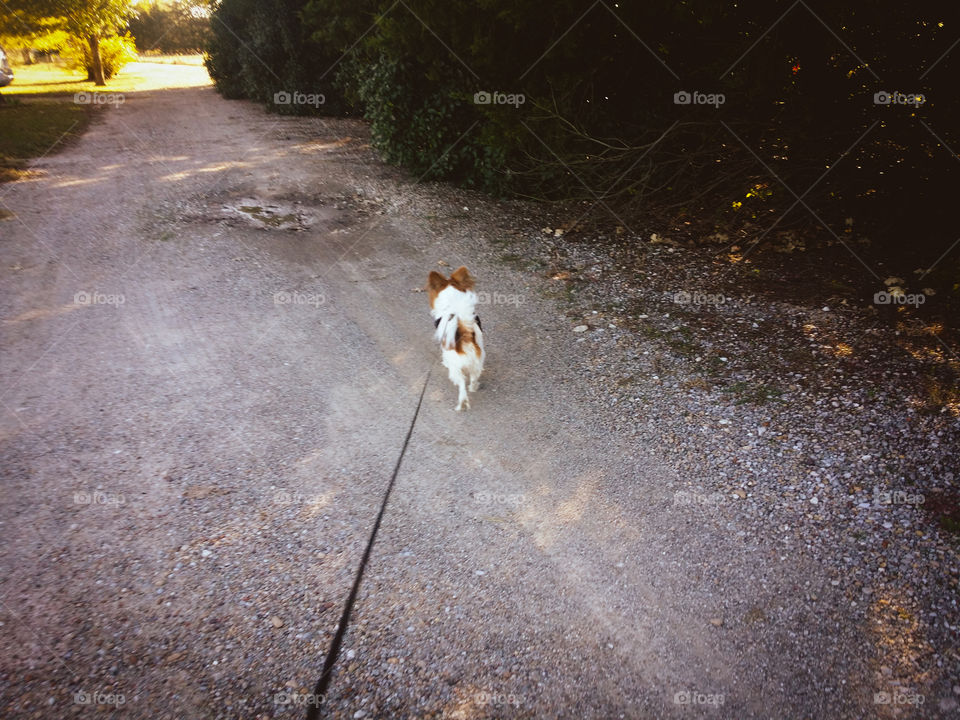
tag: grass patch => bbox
[0,99,91,183]
[5,62,150,97]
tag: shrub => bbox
[349,54,507,193]
[62,34,138,80]
[205,0,352,115]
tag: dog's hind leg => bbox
[449,366,469,411]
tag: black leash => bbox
[306,367,433,720]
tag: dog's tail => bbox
[432,287,478,351]
[435,313,459,351]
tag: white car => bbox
[0,46,14,88]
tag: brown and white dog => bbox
[427,266,485,410]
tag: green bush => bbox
[205,0,352,115]
[62,34,138,80]
[210,0,960,265]
[350,55,506,192]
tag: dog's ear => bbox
[427,271,448,304]
[428,271,448,292]
[449,266,475,291]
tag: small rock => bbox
[354,711,367,719]
[573,325,588,333]
[709,618,724,627]
[270,617,284,628]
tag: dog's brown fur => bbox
[428,266,475,306]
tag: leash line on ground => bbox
[306,366,433,720]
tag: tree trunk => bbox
[87,35,106,86]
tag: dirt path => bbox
[0,64,933,719]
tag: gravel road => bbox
[1,63,957,719]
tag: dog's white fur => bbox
[428,268,485,411]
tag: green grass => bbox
[0,100,91,183]
[6,62,149,96]
[0,58,209,186]
[4,58,210,98]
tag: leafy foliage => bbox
[205,0,351,114]
[3,0,136,84]
[61,33,138,80]
[127,1,210,54]
[209,0,957,262]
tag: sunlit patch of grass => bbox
[6,58,210,97]
[6,62,149,96]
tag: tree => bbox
[7,0,134,85]
[0,15,68,64]
[127,1,210,54]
